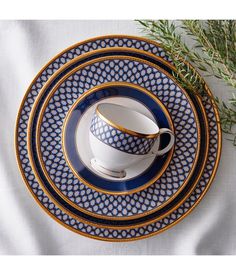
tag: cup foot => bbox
[90,158,126,179]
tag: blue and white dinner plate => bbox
[15,35,221,240]
[28,54,201,223]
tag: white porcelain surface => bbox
[89,132,146,173]
[97,103,160,135]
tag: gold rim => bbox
[29,52,203,225]
[62,82,174,195]
[14,35,221,241]
[96,103,159,139]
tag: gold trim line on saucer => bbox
[14,35,221,240]
[30,53,202,224]
[62,82,174,192]
[95,103,159,139]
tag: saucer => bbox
[15,35,221,240]
[63,83,174,194]
[28,54,200,222]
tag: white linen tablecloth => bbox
[0,20,235,255]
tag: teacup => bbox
[89,103,175,178]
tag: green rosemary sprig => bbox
[137,20,236,146]
[137,20,207,96]
[182,20,236,88]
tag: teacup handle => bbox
[155,128,175,156]
[145,128,175,158]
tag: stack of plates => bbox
[15,35,222,241]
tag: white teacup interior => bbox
[97,103,159,136]
[75,97,160,181]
